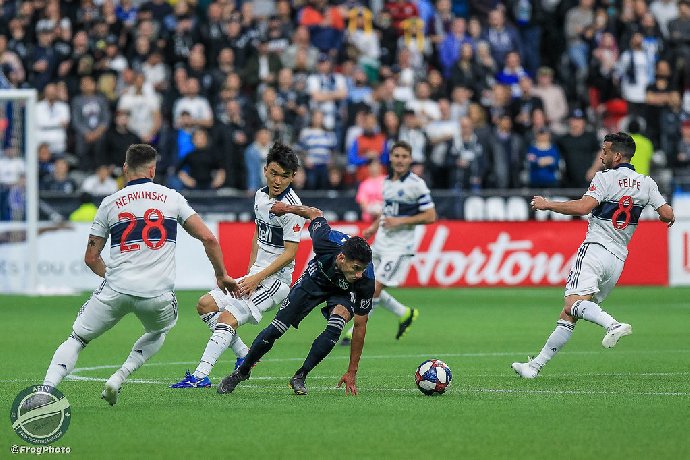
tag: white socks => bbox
[200,311,220,330]
[193,323,236,379]
[107,331,167,389]
[43,334,85,387]
[532,320,576,369]
[378,291,407,317]
[571,300,618,329]
[231,336,249,359]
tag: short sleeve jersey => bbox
[89,178,196,297]
[372,171,435,255]
[252,186,305,284]
[584,163,666,260]
[305,217,375,316]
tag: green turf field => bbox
[1,287,689,459]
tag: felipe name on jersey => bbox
[618,178,641,190]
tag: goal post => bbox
[0,89,38,294]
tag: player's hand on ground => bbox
[337,371,358,396]
[217,275,240,296]
[270,202,290,216]
[238,274,261,297]
[531,196,549,211]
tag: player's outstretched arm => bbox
[656,204,675,227]
[183,214,239,294]
[382,207,437,230]
[338,313,368,396]
[270,202,323,221]
[84,235,107,277]
[531,195,599,216]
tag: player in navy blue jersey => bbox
[218,203,375,396]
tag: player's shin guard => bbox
[43,333,86,387]
[297,314,347,375]
[571,300,618,329]
[532,320,576,369]
[200,311,220,331]
[108,332,166,389]
[378,290,407,317]
[194,323,236,379]
[237,319,288,375]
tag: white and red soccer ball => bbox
[415,359,452,395]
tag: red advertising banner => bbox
[218,221,669,287]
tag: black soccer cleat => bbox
[217,369,250,394]
[396,308,419,340]
[289,372,308,395]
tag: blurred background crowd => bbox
[2,0,690,222]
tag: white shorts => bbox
[72,282,178,343]
[564,242,625,304]
[373,252,413,287]
[209,276,290,326]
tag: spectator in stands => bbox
[426,99,460,188]
[81,164,119,195]
[651,0,679,39]
[564,0,594,77]
[266,105,294,146]
[186,45,216,98]
[100,109,141,173]
[299,0,345,55]
[41,158,77,193]
[36,83,70,156]
[532,66,569,136]
[0,34,25,86]
[407,80,441,125]
[486,114,524,189]
[29,19,58,91]
[276,67,309,133]
[385,0,419,34]
[614,32,653,119]
[398,17,433,73]
[374,10,399,67]
[282,26,319,71]
[244,128,272,194]
[348,111,389,182]
[496,51,529,98]
[398,109,428,175]
[526,127,560,188]
[556,108,600,189]
[672,119,690,190]
[509,76,544,136]
[38,143,55,187]
[298,110,337,190]
[307,53,347,138]
[7,173,25,221]
[645,59,681,151]
[449,85,471,120]
[446,116,484,191]
[176,128,225,190]
[482,7,522,68]
[356,158,386,222]
[242,36,283,94]
[71,75,111,172]
[117,71,161,144]
[627,118,654,176]
[173,77,213,129]
[345,6,381,78]
[506,0,544,76]
[0,147,25,220]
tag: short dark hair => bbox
[604,132,636,159]
[341,236,372,265]
[266,141,299,174]
[125,144,157,170]
[390,140,412,155]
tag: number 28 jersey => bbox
[583,163,666,260]
[90,178,196,297]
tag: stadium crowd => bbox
[2,0,690,221]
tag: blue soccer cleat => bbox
[170,370,211,388]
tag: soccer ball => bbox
[415,359,452,396]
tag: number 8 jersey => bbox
[90,178,197,297]
[584,163,667,260]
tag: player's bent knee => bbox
[218,310,239,329]
[331,305,352,322]
[196,294,218,315]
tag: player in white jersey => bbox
[342,141,436,344]
[171,142,305,388]
[40,144,238,405]
[512,132,675,379]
